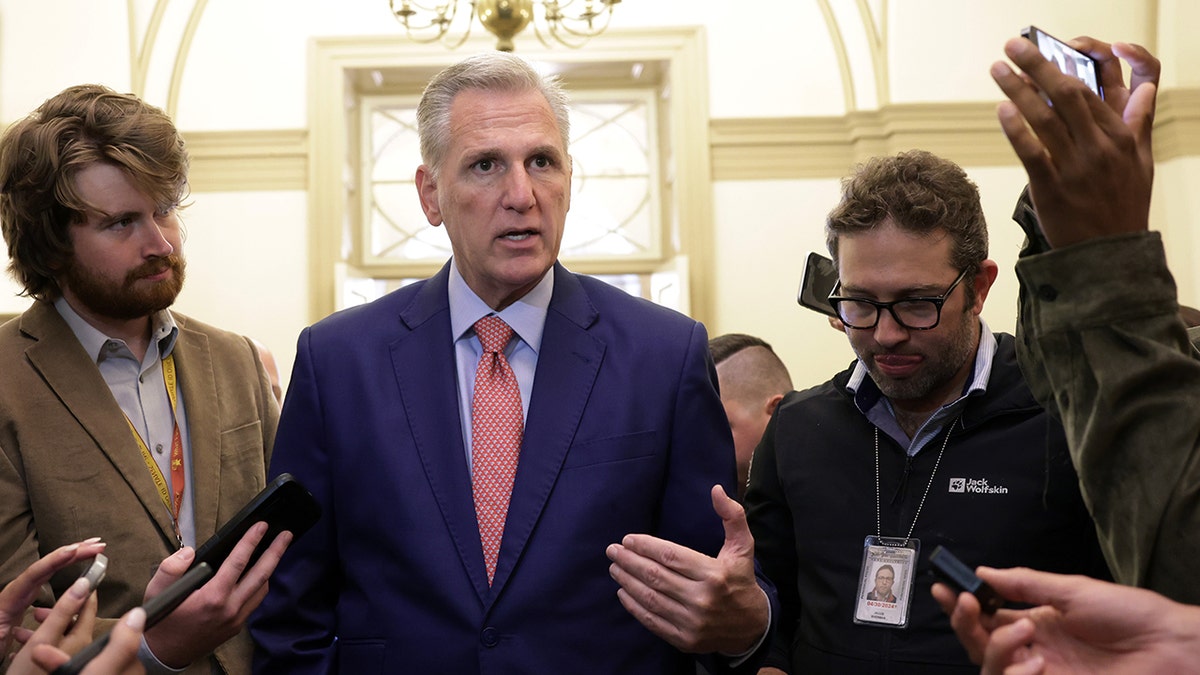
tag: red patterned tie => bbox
[471,316,524,585]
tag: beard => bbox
[863,308,977,404]
[62,255,186,321]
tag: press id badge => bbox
[853,536,918,628]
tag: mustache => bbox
[127,254,184,282]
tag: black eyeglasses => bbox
[828,269,970,330]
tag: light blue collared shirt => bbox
[449,261,553,472]
[55,298,206,674]
[54,297,197,547]
[846,319,998,456]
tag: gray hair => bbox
[417,52,571,178]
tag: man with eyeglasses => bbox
[744,150,1109,674]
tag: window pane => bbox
[359,89,661,267]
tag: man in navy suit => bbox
[250,52,773,673]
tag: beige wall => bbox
[0,0,1194,393]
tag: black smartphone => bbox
[1021,25,1103,99]
[190,473,321,578]
[928,545,1005,614]
[797,251,839,318]
[53,562,214,675]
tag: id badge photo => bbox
[853,535,918,628]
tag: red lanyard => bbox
[125,354,185,547]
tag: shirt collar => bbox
[448,260,553,354]
[54,296,179,362]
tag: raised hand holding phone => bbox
[992,33,1157,248]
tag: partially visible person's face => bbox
[719,397,763,490]
[874,567,895,596]
[836,219,991,413]
[60,162,185,323]
[416,87,571,310]
[716,360,773,496]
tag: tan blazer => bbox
[0,301,278,675]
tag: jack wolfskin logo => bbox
[949,477,1008,495]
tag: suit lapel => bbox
[391,265,492,603]
[170,318,222,544]
[21,302,179,546]
[489,267,604,595]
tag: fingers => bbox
[1068,36,1126,101]
[32,576,94,642]
[1004,657,1047,675]
[6,576,97,672]
[974,566,1128,615]
[0,539,106,623]
[981,618,1040,675]
[605,533,715,651]
[606,537,697,615]
[974,567,1076,608]
[1112,41,1161,91]
[210,521,270,586]
[1002,38,1103,148]
[710,485,754,560]
[607,517,767,655]
[930,581,957,616]
[977,565,1169,620]
[990,69,1056,191]
[606,535,695,650]
[224,527,293,620]
[27,642,71,672]
[28,539,106,582]
[58,591,100,655]
[144,546,195,601]
[607,486,754,588]
[609,533,708,582]
[613,585,691,651]
[937,582,988,665]
[31,608,148,675]
[83,608,146,675]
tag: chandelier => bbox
[389,0,621,52]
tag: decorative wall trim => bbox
[711,87,1200,180]
[175,88,1198,194]
[1156,88,1200,163]
[183,129,308,192]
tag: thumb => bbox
[710,485,754,560]
[145,547,195,600]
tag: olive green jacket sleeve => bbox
[1015,231,1200,604]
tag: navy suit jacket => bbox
[251,263,773,674]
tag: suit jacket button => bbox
[481,626,500,648]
